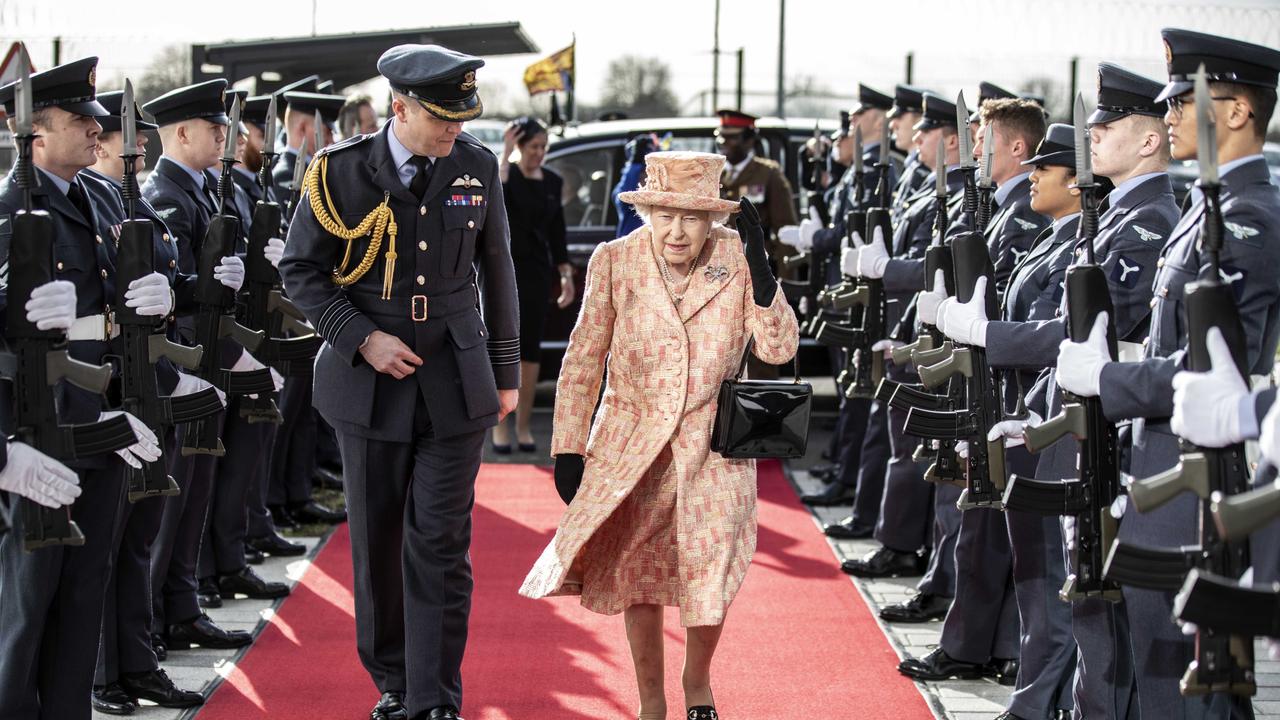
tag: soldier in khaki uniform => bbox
[715,109,797,268]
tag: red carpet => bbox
[199,461,931,719]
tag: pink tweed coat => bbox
[519,223,799,626]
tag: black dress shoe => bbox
[823,516,874,540]
[518,441,537,453]
[987,657,1019,686]
[808,463,838,480]
[197,577,223,609]
[119,668,204,708]
[897,647,987,681]
[994,713,1029,720]
[370,692,409,720]
[427,707,462,720]
[151,633,167,662]
[166,614,252,650]
[289,499,347,524]
[92,683,138,715]
[841,546,925,578]
[244,544,265,565]
[687,706,719,719]
[313,466,344,489]
[269,504,298,529]
[247,532,307,557]
[219,567,290,600]
[491,441,512,455]
[799,483,856,506]
[879,592,951,623]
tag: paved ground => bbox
[95,378,1279,719]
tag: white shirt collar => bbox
[993,172,1031,207]
[1052,211,1081,236]
[165,155,209,188]
[38,167,72,196]
[1107,171,1165,209]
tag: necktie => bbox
[410,156,433,199]
[66,181,92,223]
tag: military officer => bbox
[1056,29,1280,717]
[279,44,519,720]
[887,84,934,225]
[273,91,345,192]
[0,57,162,720]
[715,109,798,264]
[141,79,256,655]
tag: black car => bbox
[533,115,837,373]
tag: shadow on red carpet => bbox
[197,461,930,719]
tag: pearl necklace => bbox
[657,244,706,305]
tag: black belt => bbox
[347,283,479,322]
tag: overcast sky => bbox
[3,0,1278,123]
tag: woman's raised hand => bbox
[735,198,777,307]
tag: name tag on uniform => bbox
[445,194,486,207]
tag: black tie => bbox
[66,181,92,223]
[409,155,434,199]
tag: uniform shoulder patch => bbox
[1132,225,1162,243]
[1110,253,1145,288]
[1224,221,1260,240]
[1013,217,1038,231]
[155,206,179,220]
[317,132,373,158]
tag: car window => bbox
[547,147,618,227]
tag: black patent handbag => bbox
[710,338,812,459]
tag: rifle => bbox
[1211,479,1280,540]
[181,97,278,454]
[1103,68,1255,698]
[1175,568,1280,639]
[239,101,323,381]
[285,127,312,223]
[0,47,137,549]
[1003,95,1122,601]
[113,80,223,501]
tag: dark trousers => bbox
[247,423,279,540]
[874,403,933,554]
[338,409,484,714]
[0,464,123,720]
[1005,510,1075,718]
[268,376,317,508]
[199,405,265,579]
[151,415,222,630]
[938,506,1019,664]
[844,397,887,534]
[917,483,958,598]
[1071,596,1138,720]
[97,441,169,686]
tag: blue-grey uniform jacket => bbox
[984,176,1052,294]
[811,144,901,285]
[890,150,932,226]
[279,122,519,442]
[881,166,968,295]
[141,157,220,275]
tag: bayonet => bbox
[263,95,278,158]
[14,43,34,210]
[120,79,141,221]
[877,120,890,167]
[312,108,324,159]
[215,95,241,215]
[1073,94,1093,187]
[1194,64,1219,187]
[853,125,864,176]
[956,91,976,169]
[977,123,994,189]
[935,140,948,201]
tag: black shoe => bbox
[92,684,138,715]
[897,648,988,681]
[244,544,265,565]
[491,441,512,455]
[987,657,1019,686]
[879,592,951,623]
[289,500,346,524]
[247,532,307,557]
[269,504,298,529]
[151,633,167,662]
[823,516,874,540]
[118,668,204,708]
[518,441,537,453]
[313,466,343,489]
[370,692,409,720]
[808,463,838,480]
[218,567,290,600]
[166,614,252,650]
[799,483,856,506]
[197,577,223,609]
[427,707,462,720]
[687,707,719,720]
[994,713,1029,720]
[841,546,925,578]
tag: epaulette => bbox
[752,155,781,171]
[455,131,496,157]
[316,132,374,158]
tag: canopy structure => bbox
[191,22,539,93]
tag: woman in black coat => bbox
[493,116,575,453]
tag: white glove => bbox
[1170,327,1248,448]
[987,410,1044,449]
[0,442,81,508]
[24,280,77,331]
[173,372,226,407]
[778,225,801,248]
[872,338,902,362]
[1260,393,1280,465]
[214,255,245,291]
[797,295,810,317]
[263,238,286,269]
[853,226,890,279]
[270,367,284,393]
[956,440,970,459]
[918,270,949,327]
[124,272,173,317]
[840,245,860,277]
[794,218,820,252]
[1062,515,1077,552]
[937,276,989,347]
[1055,312,1110,398]
[101,411,162,469]
[1268,639,1280,662]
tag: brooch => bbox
[703,265,729,283]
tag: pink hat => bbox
[617,151,741,214]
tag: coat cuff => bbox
[882,257,925,294]
[317,299,378,367]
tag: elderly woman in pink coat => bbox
[520,151,799,720]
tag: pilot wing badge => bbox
[451,174,484,189]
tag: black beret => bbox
[1089,62,1165,125]
[887,84,928,118]
[851,84,893,115]
[0,56,107,117]
[1022,123,1076,168]
[1157,28,1280,103]
[378,44,484,122]
[284,91,345,127]
[142,79,229,127]
[912,92,957,132]
[94,90,157,134]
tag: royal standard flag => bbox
[523,43,574,96]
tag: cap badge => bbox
[1164,38,1173,68]
[220,88,226,104]
[87,66,96,90]
[1097,69,1104,94]
[460,71,477,93]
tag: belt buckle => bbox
[104,311,117,340]
[411,295,428,322]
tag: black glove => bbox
[553,453,584,505]
[735,197,777,307]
